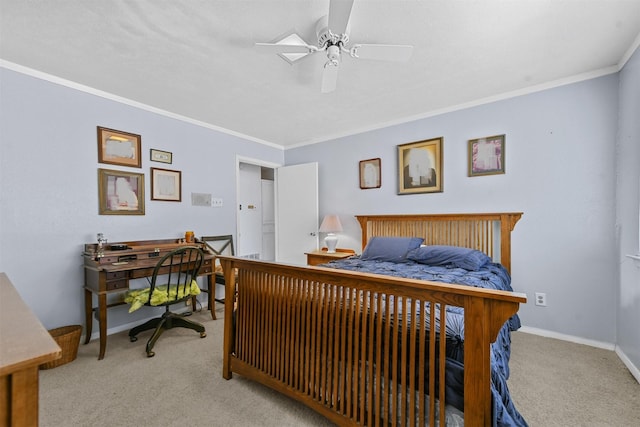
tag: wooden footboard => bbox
[220,257,526,426]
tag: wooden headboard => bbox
[356,212,522,273]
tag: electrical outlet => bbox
[534,292,547,307]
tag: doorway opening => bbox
[236,159,277,261]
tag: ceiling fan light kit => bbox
[256,0,413,93]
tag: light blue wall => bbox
[616,47,640,373]
[286,74,620,345]
[0,57,635,370]
[0,68,284,332]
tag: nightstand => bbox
[305,249,355,266]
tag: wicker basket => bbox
[40,325,82,370]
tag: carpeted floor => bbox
[508,331,640,426]
[39,308,640,426]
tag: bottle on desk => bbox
[96,233,107,258]
[185,231,195,243]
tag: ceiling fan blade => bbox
[350,44,414,61]
[328,0,355,35]
[321,61,339,93]
[255,42,315,54]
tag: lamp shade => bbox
[319,215,343,233]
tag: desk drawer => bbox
[201,259,212,274]
[106,271,126,280]
[106,279,128,291]
[99,256,119,264]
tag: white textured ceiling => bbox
[2,0,640,149]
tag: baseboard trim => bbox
[614,346,640,384]
[518,326,615,350]
[519,326,640,385]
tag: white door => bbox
[275,163,319,265]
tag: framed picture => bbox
[398,137,443,194]
[151,167,182,202]
[359,158,381,189]
[97,126,142,168]
[468,134,505,177]
[150,149,172,164]
[98,168,145,215]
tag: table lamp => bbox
[319,214,343,253]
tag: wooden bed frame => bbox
[220,212,525,426]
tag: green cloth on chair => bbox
[125,280,201,313]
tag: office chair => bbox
[200,235,235,320]
[128,246,206,357]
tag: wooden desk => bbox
[1,273,61,427]
[83,239,215,360]
[305,248,355,266]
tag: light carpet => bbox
[39,308,640,426]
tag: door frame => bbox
[235,155,282,257]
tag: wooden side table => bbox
[305,248,355,266]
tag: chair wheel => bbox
[200,331,207,338]
[146,351,155,357]
[130,336,138,342]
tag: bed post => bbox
[464,295,522,426]
[498,212,522,274]
[221,258,235,380]
[356,216,369,250]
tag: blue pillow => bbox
[406,245,492,271]
[360,236,424,262]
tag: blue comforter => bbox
[321,256,528,427]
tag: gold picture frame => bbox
[397,137,443,194]
[98,168,145,215]
[468,134,505,177]
[359,158,381,189]
[97,126,142,168]
[151,167,182,202]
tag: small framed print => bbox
[468,134,505,177]
[359,158,381,189]
[97,126,142,168]
[98,168,145,215]
[398,137,443,194]
[150,149,172,164]
[151,167,181,202]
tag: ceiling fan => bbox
[255,0,414,93]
